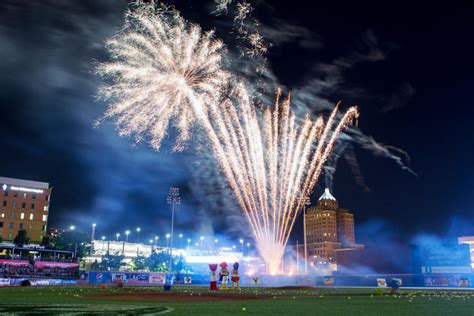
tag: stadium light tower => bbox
[167,187,180,272]
[136,227,141,243]
[91,223,97,253]
[125,230,130,242]
[179,234,183,249]
[200,236,204,249]
[116,233,120,242]
[300,194,311,275]
[154,236,159,247]
[187,238,191,249]
[239,239,244,255]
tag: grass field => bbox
[1,285,474,315]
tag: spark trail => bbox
[97,3,358,274]
[205,85,358,274]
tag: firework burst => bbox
[96,4,229,151]
[98,3,358,274]
[206,85,358,274]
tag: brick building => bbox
[0,176,51,243]
[303,188,363,267]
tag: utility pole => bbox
[296,240,299,275]
[167,187,180,272]
[91,223,96,254]
[302,195,311,275]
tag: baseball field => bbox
[1,285,474,315]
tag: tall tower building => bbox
[0,177,51,243]
[304,188,363,267]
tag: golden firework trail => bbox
[97,3,359,274]
[201,85,358,274]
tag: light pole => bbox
[91,223,96,253]
[154,236,159,247]
[125,230,130,242]
[136,227,141,243]
[200,236,204,250]
[214,239,218,252]
[166,234,170,250]
[239,239,244,255]
[301,195,311,275]
[187,238,191,250]
[116,233,120,242]
[69,225,77,257]
[167,187,181,272]
[101,236,106,252]
[179,234,183,249]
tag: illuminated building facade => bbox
[458,236,474,268]
[0,176,51,243]
[304,188,363,266]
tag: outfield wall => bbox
[83,271,474,288]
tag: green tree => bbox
[13,229,30,246]
[52,230,89,258]
[144,252,169,272]
[132,256,146,271]
[92,253,125,271]
[40,236,53,248]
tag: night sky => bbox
[1,0,473,257]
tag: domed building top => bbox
[316,188,338,210]
[318,188,336,201]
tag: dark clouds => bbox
[1,0,474,251]
[0,0,202,238]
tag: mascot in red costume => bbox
[209,264,218,291]
[219,262,230,290]
[231,262,240,289]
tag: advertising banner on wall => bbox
[323,276,334,285]
[149,273,166,285]
[34,261,79,269]
[0,259,29,267]
[89,272,112,283]
[127,273,149,285]
[0,278,10,286]
[377,278,387,287]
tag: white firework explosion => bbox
[96,3,229,151]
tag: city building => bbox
[303,188,363,269]
[0,176,51,243]
[458,236,474,268]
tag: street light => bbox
[154,236,159,247]
[91,223,96,240]
[166,233,170,249]
[125,230,130,242]
[91,223,97,253]
[214,239,218,252]
[167,187,181,272]
[187,238,191,249]
[69,225,75,230]
[200,236,204,249]
[239,239,244,254]
[101,236,106,253]
[232,245,236,250]
[116,233,120,242]
[301,194,311,275]
[179,234,183,249]
[136,227,141,243]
